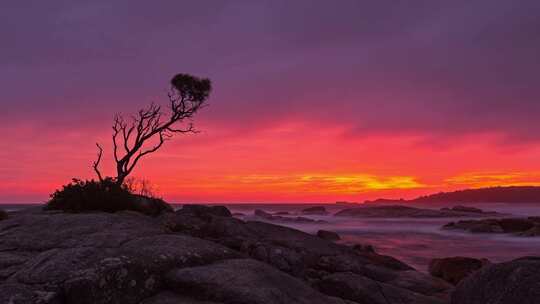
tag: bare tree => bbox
[93,73,211,186]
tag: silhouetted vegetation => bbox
[45,73,210,215]
[94,73,211,186]
[45,178,172,216]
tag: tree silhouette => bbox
[93,73,211,186]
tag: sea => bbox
[4,202,540,272]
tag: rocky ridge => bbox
[1,205,451,304]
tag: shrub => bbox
[45,178,172,216]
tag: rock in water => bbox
[440,206,484,213]
[451,257,540,304]
[429,257,489,285]
[301,206,328,215]
[336,205,502,218]
[254,209,274,219]
[317,230,341,241]
[0,209,7,221]
[443,217,540,235]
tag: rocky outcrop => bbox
[317,230,340,241]
[451,257,540,304]
[165,259,348,304]
[301,206,328,215]
[0,209,7,221]
[132,195,174,216]
[443,217,540,235]
[335,205,501,218]
[0,205,451,304]
[177,204,232,218]
[253,209,326,223]
[315,272,446,304]
[428,257,490,285]
[440,206,483,213]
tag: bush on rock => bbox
[44,178,172,216]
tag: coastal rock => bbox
[254,209,273,219]
[175,211,452,301]
[335,205,500,218]
[451,257,540,304]
[301,206,328,215]
[443,217,540,235]
[165,259,348,304]
[0,206,453,304]
[253,209,326,223]
[141,292,221,304]
[352,244,376,253]
[0,209,7,221]
[440,206,484,213]
[429,257,489,285]
[317,230,341,241]
[518,225,540,236]
[177,204,232,218]
[133,195,174,216]
[315,272,446,304]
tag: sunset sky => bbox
[2,1,540,203]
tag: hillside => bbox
[365,186,540,205]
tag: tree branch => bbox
[93,143,104,182]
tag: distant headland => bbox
[365,186,540,205]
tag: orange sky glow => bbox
[3,119,540,204]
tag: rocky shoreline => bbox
[334,205,504,218]
[0,205,538,303]
[442,217,540,236]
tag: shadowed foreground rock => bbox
[443,217,540,235]
[317,230,341,241]
[0,205,451,304]
[0,209,7,221]
[451,257,540,304]
[428,257,489,285]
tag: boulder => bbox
[317,230,341,241]
[518,225,540,236]
[177,205,232,218]
[352,244,376,253]
[165,259,348,304]
[133,195,174,216]
[443,217,539,235]
[315,272,446,304]
[141,292,221,304]
[451,257,540,304]
[429,257,489,285]
[301,206,328,215]
[0,209,7,221]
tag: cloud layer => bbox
[1,0,540,202]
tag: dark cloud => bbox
[1,0,539,143]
